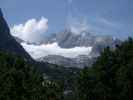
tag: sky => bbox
[0,0,133,39]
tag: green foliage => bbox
[77,38,133,100]
[0,51,62,100]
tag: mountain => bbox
[43,30,119,48]
[37,55,95,68]
[0,8,32,60]
[36,30,120,68]
[5,7,119,68]
[13,24,120,68]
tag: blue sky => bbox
[0,0,133,39]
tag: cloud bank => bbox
[11,17,48,43]
[21,42,92,59]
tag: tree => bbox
[76,37,133,100]
[0,51,63,100]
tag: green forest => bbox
[0,51,63,100]
[0,37,133,100]
[77,38,133,100]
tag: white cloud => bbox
[11,17,48,43]
[70,20,89,34]
[21,42,92,59]
[67,16,89,35]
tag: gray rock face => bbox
[49,30,94,48]
[37,55,96,68]
[44,30,117,48]
[36,30,120,68]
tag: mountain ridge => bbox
[0,8,32,60]
[34,30,120,68]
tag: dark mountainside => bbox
[0,8,32,60]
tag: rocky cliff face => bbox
[37,55,96,68]
[57,31,119,49]
[36,30,120,68]
[0,8,32,60]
